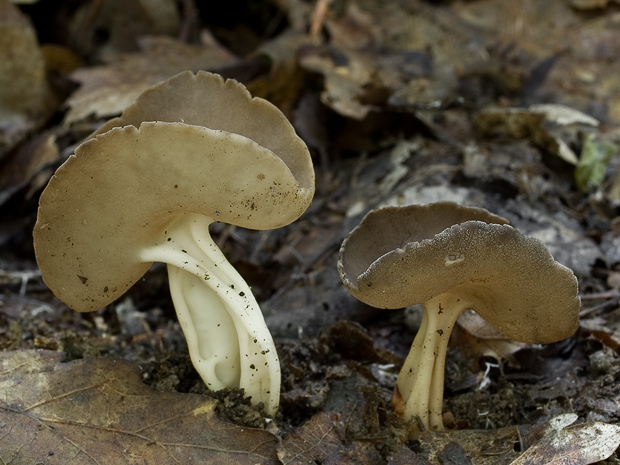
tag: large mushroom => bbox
[33,71,315,416]
[338,202,580,430]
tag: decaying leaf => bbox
[418,425,522,465]
[0,350,278,464]
[0,131,58,206]
[64,32,239,125]
[473,105,604,165]
[454,309,528,365]
[580,317,620,351]
[276,411,383,465]
[534,8,620,124]
[570,0,610,9]
[510,414,620,465]
[0,0,58,158]
[453,0,582,59]
[277,412,343,464]
[299,2,435,119]
[396,413,620,464]
[529,104,600,127]
[244,30,309,115]
[64,0,180,59]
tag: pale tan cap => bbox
[34,72,314,313]
[338,202,580,344]
[92,70,313,190]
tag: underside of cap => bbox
[92,70,314,192]
[338,203,580,344]
[34,122,313,312]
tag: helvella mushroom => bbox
[34,71,315,416]
[338,202,580,431]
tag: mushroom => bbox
[338,202,580,430]
[33,71,315,416]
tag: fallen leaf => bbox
[473,106,588,165]
[453,0,581,59]
[245,30,309,115]
[64,0,180,59]
[510,414,620,465]
[454,309,528,365]
[418,425,521,465]
[0,0,58,158]
[299,2,435,120]
[529,104,599,127]
[533,9,620,124]
[277,411,382,465]
[0,350,278,464]
[570,0,610,9]
[580,317,620,351]
[320,320,400,365]
[64,32,239,125]
[0,131,58,206]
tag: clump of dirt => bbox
[208,387,270,429]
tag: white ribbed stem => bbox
[396,293,471,431]
[140,213,280,416]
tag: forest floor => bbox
[2,0,620,463]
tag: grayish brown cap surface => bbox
[338,202,580,344]
[34,72,315,313]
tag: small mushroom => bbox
[338,202,580,431]
[34,71,315,416]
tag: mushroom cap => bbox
[91,70,314,191]
[34,74,315,312]
[338,202,580,344]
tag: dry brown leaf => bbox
[0,131,58,206]
[418,426,521,465]
[454,310,528,365]
[0,0,58,158]
[473,106,588,165]
[0,350,278,464]
[510,414,620,465]
[298,3,377,119]
[367,0,485,70]
[453,0,582,58]
[64,0,180,59]
[443,0,620,125]
[276,411,382,464]
[64,32,239,125]
[300,50,374,119]
[570,0,610,9]
[453,0,620,124]
[277,412,344,464]
[245,30,309,116]
[580,317,620,351]
[300,2,435,119]
[542,12,620,124]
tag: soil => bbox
[2,0,620,463]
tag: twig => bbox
[309,0,332,41]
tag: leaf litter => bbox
[0,350,279,464]
[2,0,620,463]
